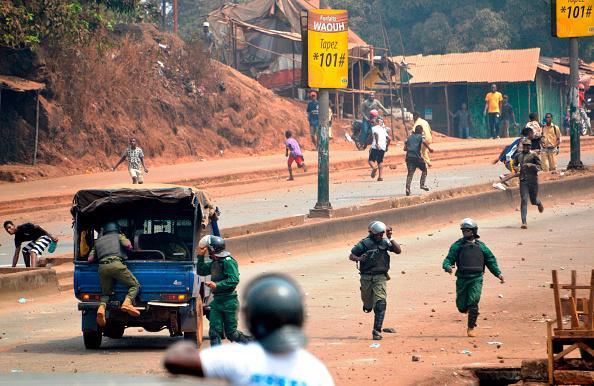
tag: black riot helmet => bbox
[243,273,306,353]
[207,236,226,253]
[102,222,119,235]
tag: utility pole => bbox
[312,89,332,215]
[311,0,332,216]
[568,38,583,169]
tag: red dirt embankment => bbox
[0,24,311,181]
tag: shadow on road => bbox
[9,334,182,354]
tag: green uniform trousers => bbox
[455,275,483,313]
[360,273,387,310]
[209,293,239,342]
[98,257,140,306]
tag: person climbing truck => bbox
[196,235,251,346]
[88,222,141,328]
[349,221,401,340]
[442,218,505,337]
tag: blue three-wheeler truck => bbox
[71,184,214,349]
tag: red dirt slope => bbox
[0,24,309,181]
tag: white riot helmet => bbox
[460,218,478,230]
[460,218,479,238]
[367,221,378,232]
[369,221,387,235]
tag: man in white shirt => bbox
[368,119,391,182]
[164,273,334,386]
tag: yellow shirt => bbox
[412,118,432,142]
[485,92,503,113]
[542,124,561,148]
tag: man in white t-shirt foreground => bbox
[368,118,391,182]
[164,273,334,386]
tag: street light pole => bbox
[568,37,583,169]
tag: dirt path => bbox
[1,194,592,384]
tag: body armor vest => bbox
[359,238,390,274]
[95,233,126,261]
[210,259,225,282]
[456,241,485,273]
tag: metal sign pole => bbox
[313,89,331,213]
[568,37,583,169]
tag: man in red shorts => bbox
[285,130,307,181]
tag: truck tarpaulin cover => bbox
[70,184,208,220]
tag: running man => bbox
[513,138,544,229]
[112,137,149,184]
[285,130,307,181]
[404,125,433,196]
[491,127,534,190]
[368,119,390,182]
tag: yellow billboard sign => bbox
[307,9,349,89]
[552,0,594,38]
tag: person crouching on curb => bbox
[88,222,140,327]
[349,221,401,340]
[285,130,307,181]
[442,218,504,337]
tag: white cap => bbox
[203,21,210,27]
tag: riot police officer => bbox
[196,235,250,346]
[88,222,140,327]
[349,221,401,340]
[164,273,334,385]
[442,218,505,337]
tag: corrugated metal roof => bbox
[392,48,541,85]
[0,75,45,92]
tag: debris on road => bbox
[369,343,381,348]
[459,350,472,355]
[18,297,27,304]
[411,355,421,362]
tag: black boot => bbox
[228,330,253,344]
[467,304,479,337]
[209,330,222,346]
[372,300,386,340]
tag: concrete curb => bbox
[0,268,59,298]
[226,174,594,259]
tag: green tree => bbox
[462,8,512,51]
[410,12,453,54]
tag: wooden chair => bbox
[547,269,594,385]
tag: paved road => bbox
[0,138,556,203]
[1,150,594,266]
[1,197,592,385]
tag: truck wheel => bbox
[183,298,204,348]
[83,331,102,349]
